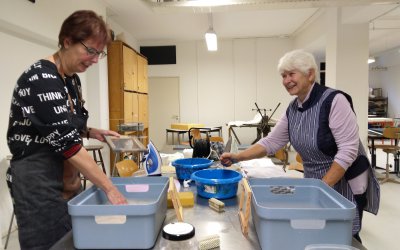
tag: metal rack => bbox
[104,135,147,176]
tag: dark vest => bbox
[287,83,368,180]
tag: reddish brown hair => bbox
[58,10,111,48]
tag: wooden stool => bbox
[4,210,15,250]
[374,127,400,184]
[166,128,187,144]
[200,126,223,137]
[83,144,107,189]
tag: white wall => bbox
[295,8,370,147]
[145,38,293,144]
[143,9,371,147]
[369,68,383,89]
[107,18,139,51]
[334,22,370,146]
[0,0,111,241]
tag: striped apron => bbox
[287,86,380,235]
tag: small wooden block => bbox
[208,198,225,212]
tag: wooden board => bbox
[168,177,183,222]
[238,178,252,236]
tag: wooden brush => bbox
[208,198,225,212]
[199,234,220,250]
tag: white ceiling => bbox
[101,0,400,56]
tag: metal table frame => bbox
[228,121,275,145]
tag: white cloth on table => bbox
[238,158,285,178]
[160,152,184,166]
[227,113,262,127]
[227,113,278,127]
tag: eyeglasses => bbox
[79,41,107,59]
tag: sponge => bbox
[167,191,194,208]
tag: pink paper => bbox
[125,184,149,192]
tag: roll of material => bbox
[183,149,193,158]
[199,234,220,250]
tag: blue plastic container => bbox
[172,158,213,180]
[68,177,168,249]
[249,178,356,250]
[190,169,242,199]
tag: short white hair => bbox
[277,49,319,83]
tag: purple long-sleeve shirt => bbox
[257,84,368,194]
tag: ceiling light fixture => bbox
[183,0,232,7]
[368,57,376,64]
[205,13,217,51]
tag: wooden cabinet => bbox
[137,54,148,93]
[122,45,137,91]
[107,41,149,171]
[122,92,147,127]
[123,92,139,123]
[108,40,149,127]
[108,40,147,93]
[138,93,148,127]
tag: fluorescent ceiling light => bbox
[205,13,217,51]
[368,57,375,64]
[205,29,217,51]
[182,0,234,7]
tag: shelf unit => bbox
[369,97,388,118]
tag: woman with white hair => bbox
[221,49,380,242]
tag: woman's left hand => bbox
[89,128,120,142]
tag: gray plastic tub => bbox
[249,178,356,250]
[68,177,168,249]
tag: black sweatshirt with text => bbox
[7,59,88,160]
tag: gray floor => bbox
[2,148,400,250]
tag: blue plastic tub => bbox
[68,177,168,249]
[172,158,213,180]
[190,169,242,199]
[249,178,356,250]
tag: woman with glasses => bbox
[7,10,127,249]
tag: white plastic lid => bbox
[162,222,195,241]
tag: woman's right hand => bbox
[106,186,128,205]
[67,148,127,205]
[220,152,238,167]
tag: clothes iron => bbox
[143,140,162,176]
